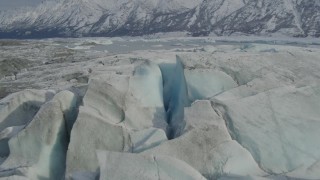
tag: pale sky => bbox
[0,0,48,10]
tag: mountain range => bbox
[0,0,319,38]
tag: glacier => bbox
[0,38,320,180]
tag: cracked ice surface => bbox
[0,38,320,180]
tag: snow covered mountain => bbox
[0,0,319,38]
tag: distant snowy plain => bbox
[0,37,320,180]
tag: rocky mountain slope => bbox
[0,0,319,38]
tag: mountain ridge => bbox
[0,0,319,38]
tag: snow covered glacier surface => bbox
[0,38,320,179]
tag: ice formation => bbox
[97,151,206,180]
[0,39,320,180]
[0,91,77,179]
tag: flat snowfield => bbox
[0,37,320,180]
